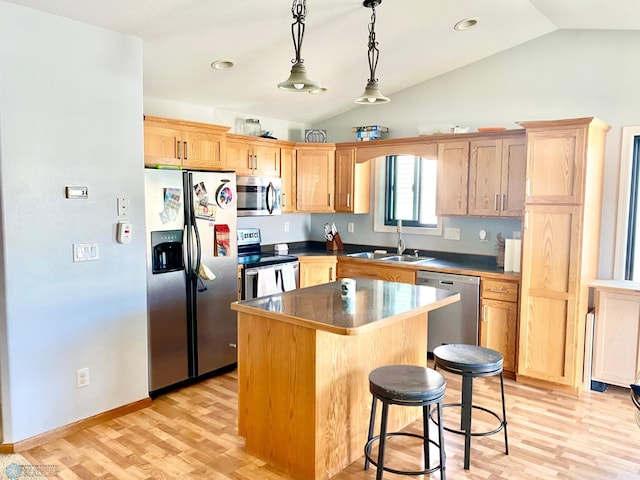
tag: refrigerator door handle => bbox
[189,190,206,293]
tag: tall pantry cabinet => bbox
[517,117,610,392]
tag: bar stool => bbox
[432,344,508,470]
[364,364,447,480]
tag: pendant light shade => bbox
[355,80,390,104]
[278,0,320,92]
[355,0,390,104]
[278,62,320,91]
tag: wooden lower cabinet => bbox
[480,278,519,375]
[298,256,337,288]
[337,258,416,284]
[592,286,640,388]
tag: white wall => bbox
[144,97,310,141]
[315,29,640,278]
[0,2,148,443]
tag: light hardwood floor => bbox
[22,369,640,479]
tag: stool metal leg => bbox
[423,405,430,469]
[499,372,509,455]
[436,401,446,480]
[376,402,390,480]
[461,374,473,470]
[364,395,378,470]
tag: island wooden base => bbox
[237,311,429,480]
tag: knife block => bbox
[326,232,344,251]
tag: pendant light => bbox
[278,0,320,92]
[355,0,390,104]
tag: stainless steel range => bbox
[238,228,299,299]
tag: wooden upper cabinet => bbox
[501,138,527,215]
[296,144,335,213]
[468,138,525,217]
[520,118,609,205]
[143,116,227,170]
[280,144,296,213]
[335,146,371,214]
[224,135,280,176]
[436,141,469,216]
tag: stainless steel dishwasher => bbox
[416,270,480,354]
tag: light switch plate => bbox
[73,243,99,262]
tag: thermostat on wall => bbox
[65,186,88,199]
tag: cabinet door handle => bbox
[489,288,508,293]
[501,194,506,211]
[328,193,333,206]
[347,193,351,207]
[482,304,488,322]
[184,141,188,160]
[176,140,182,159]
[282,193,286,207]
[494,194,499,211]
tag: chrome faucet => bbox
[397,219,406,255]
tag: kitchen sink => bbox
[346,252,436,264]
[383,255,436,263]
[346,252,393,260]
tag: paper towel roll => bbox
[504,239,522,272]
[513,239,521,273]
[504,239,515,272]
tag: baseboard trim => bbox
[515,374,580,396]
[0,397,152,453]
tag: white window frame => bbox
[614,126,640,279]
[373,156,443,236]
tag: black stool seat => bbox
[434,344,503,374]
[364,365,447,480]
[369,364,446,403]
[432,344,509,470]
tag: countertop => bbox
[265,241,520,280]
[590,279,640,293]
[231,278,460,335]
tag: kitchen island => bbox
[230,278,459,480]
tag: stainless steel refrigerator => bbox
[144,168,238,396]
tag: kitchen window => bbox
[373,155,441,235]
[616,126,640,280]
[384,155,438,228]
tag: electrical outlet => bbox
[284,222,290,232]
[77,367,90,388]
[348,222,354,233]
[444,227,460,240]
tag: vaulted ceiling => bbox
[4,0,640,124]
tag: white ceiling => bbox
[4,0,640,124]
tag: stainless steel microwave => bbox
[236,176,282,216]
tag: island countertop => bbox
[231,278,460,335]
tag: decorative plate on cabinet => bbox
[305,129,327,143]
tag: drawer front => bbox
[482,278,518,302]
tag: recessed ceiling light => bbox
[454,18,478,31]
[211,60,234,70]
